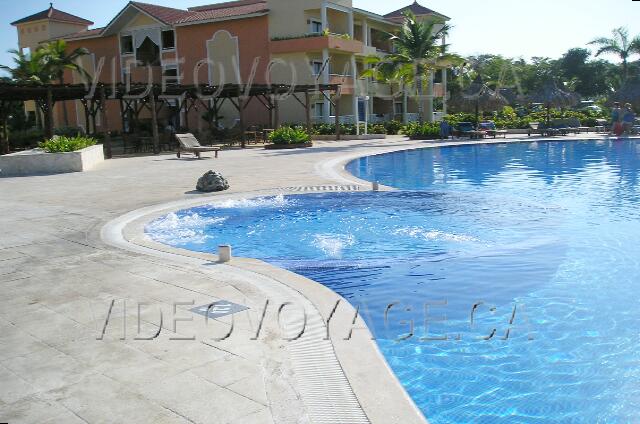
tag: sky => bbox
[0,0,638,71]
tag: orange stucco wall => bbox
[55,15,273,132]
[177,15,272,127]
[57,35,122,133]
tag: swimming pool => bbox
[147,139,640,423]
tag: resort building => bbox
[11,0,451,134]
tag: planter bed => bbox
[265,142,313,150]
[0,144,104,177]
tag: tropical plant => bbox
[37,40,90,126]
[589,27,640,82]
[1,41,90,136]
[361,12,463,123]
[39,136,96,153]
[268,126,311,144]
[401,122,441,139]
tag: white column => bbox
[321,3,328,32]
[402,90,408,124]
[441,36,448,116]
[322,48,330,123]
[363,20,369,46]
[348,11,354,38]
[426,72,434,123]
[442,68,448,115]
[351,54,358,123]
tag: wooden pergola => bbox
[0,82,343,158]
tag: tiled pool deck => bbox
[0,134,615,423]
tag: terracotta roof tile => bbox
[11,6,94,26]
[130,1,267,25]
[176,2,268,24]
[130,2,194,24]
[384,1,449,21]
[61,28,104,40]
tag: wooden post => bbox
[334,95,341,141]
[268,97,274,129]
[99,85,112,159]
[305,90,313,135]
[238,94,247,149]
[82,101,91,135]
[150,92,160,155]
[183,98,190,131]
[46,87,54,140]
[273,93,280,129]
[0,102,8,155]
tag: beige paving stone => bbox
[0,364,39,404]
[0,395,87,424]
[0,324,50,361]
[137,370,265,423]
[2,346,95,394]
[46,374,188,423]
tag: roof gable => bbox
[384,1,450,21]
[11,5,94,26]
[101,0,268,35]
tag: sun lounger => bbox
[479,121,508,138]
[528,122,559,137]
[175,133,220,159]
[456,122,486,139]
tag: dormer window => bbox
[121,35,134,55]
[161,30,175,50]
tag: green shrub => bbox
[39,136,97,153]
[54,126,84,137]
[402,122,441,139]
[384,120,403,135]
[269,126,311,145]
[9,128,45,150]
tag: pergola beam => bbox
[0,82,341,153]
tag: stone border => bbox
[264,142,314,150]
[101,188,427,424]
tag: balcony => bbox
[271,34,364,54]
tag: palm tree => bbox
[589,27,640,82]
[361,12,462,123]
[38,40,90,126]
[0,48,49,83]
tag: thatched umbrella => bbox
[528,81,579,125]
[608,82,640,110]
[450,77,509,128]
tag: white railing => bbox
[314,115,356,124]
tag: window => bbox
[161,30,175,50]
[136,37,160,66]
[121,35,134,55]
[163,65,179,84]
[309,19,322,34]
[314,102,325,118]
[311,61,323,76]
[394,102,404,116]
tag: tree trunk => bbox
[60,74,70,128]
[1,116,9,155]
[475,102,479,130]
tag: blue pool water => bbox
[147,140,640,423]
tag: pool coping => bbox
[101,134,637,424]
[101,187,428,424]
